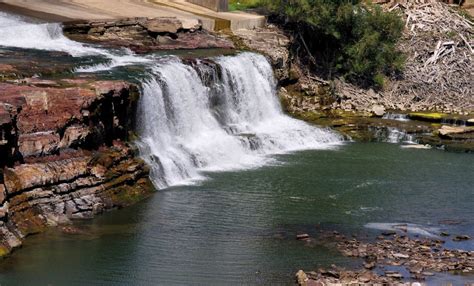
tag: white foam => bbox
[137,53,343,189]
[382,113,410,122]
[0,12,151,72]
[365,222,440,238]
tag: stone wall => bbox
[187,0,228,12]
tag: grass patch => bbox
[229,0,263,11]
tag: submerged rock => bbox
[296,229,474,284]
[438,125,474,137]
[296,233,310,240]
[453,235,471,241]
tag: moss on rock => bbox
[408,112,448,122]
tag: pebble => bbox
[296,229,474,285]
[385,271,403,279]
[363,261,376,269]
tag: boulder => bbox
[296,270,309,286]
[0,226,22,249]
[181,19,201,31]
[438,125,474,137]
[358,271,375,283]
[143,17,183,34]
[371,105,386,117]
[64,17,233,53]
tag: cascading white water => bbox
[0,12,343,188]
[137,53,343,188]
[382,113,409,122]
[0,12,150,71]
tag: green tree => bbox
[264,0,405,88]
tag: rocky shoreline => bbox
[230,6,474,284]
[295,230,473,285]
[233,12,473,153]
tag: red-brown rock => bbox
[0,78,154,258]
[0,80,138,161]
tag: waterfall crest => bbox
[137,53,343,188]
[0,12,150,71]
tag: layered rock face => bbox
[0,80,154,256]
[63,17,234,53]
[234,26,292,83]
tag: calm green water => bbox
[0,143,473,285]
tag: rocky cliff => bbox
[63,17,234,53]
[0,79,154,257]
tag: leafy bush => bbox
[264,0,405,88]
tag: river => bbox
[0,143,473,285]
[0,11,473,285]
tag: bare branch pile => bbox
[385,0,474,113]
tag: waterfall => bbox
[0,12,150,72]
[137,53,343,188]
[0,11,343,188]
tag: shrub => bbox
[264,0,405,88]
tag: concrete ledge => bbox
[153,0,266,31]
[188,0,228,12]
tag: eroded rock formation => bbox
[0,79,154,257]
[63,17,234,53]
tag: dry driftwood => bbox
[331,1,473,113]
[386,0,474,113]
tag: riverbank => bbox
[233,1,473,153]
[296,230,473,285]
[229,2,474,284]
